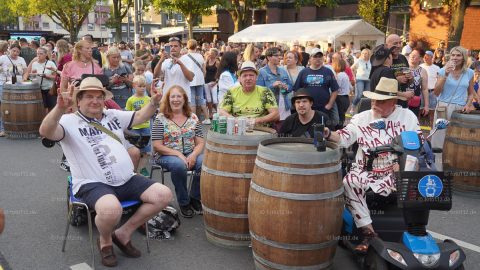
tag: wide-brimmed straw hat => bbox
[363,77,407,101]
[73,77,113,103]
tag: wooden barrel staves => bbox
[201,127,277,248]
[1,82,44,139]
[443,110,480,197]
[249,138,344,270]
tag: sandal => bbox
[355,227,378,254]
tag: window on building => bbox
[141,26,145,32]
[56,23,63,30]
[177,14,183,22]
[421,0,443,10]
[88,23,95,31]
[471,0,480,6]
[42,22,50,29]
[122,25,127,32]
[101,25,107,31]
[130,27,134,32]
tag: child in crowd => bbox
[126,75,152,176]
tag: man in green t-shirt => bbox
[219,61,279,126]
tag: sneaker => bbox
[202,119,211,125]
[190,198,203,215]
[140,168,149,177]
[0,131,4,137]
[60,160,70,172]
[179,204,194,218]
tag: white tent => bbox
[228,19,385,50]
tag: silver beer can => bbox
[227,117,235,135]
[237,117,247,135]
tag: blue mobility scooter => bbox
[341,119,466,269]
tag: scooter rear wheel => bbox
[364,249,389,270]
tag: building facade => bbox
[409,0,480,50]
[202,0,410,44]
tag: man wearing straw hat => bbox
[39,77,173,267]
[325,77,421,253]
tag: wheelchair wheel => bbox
[364,249,389,270]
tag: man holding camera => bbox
[153,37,194,102]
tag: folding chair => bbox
[62,176,150,270]
[149,162,194,194]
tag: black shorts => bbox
[41,90,57,109]
[75,175,156,209]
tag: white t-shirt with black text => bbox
[59,110,136,194]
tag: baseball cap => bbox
[310,48,323,57]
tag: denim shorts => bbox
[421,90,438,110]
[75,175,155,209]
[190,85,206,106]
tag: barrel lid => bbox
[207,126,277,146]
[257,137,341,165]
[451,110,480,121]
[4,82,40,90]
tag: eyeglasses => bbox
[168,37,180,42]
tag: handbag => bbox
[408,95,421,108]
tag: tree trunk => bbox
[69,27,78,43]
[115,18,123,42]
[382,0,391,33]
[187,16,194,40]
[448,0,470,50]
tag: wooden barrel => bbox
[201,127,277,248]
[1,82,44,139]
[443,110,480,197]
[249,138,343,270]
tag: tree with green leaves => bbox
[358,0,405,33]
[152,0,218,40]
[107,0,134,42]
[0,0,20,26]
[12,0,97,43]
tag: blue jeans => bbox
[157,153,203,206]
[353,79,370,106]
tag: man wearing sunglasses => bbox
[153,37,194,102]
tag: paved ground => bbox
[0,137,478,270]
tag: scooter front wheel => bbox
[364,249,389,270]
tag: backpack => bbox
[138,206,181,240]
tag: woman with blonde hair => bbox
[432,46,476,148]
[60,40,102,92]
[152,85,205,218]
[243,43,262,69]
[351,49,371,111]
[103,46,133,108]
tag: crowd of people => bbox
[0,32,477,267]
